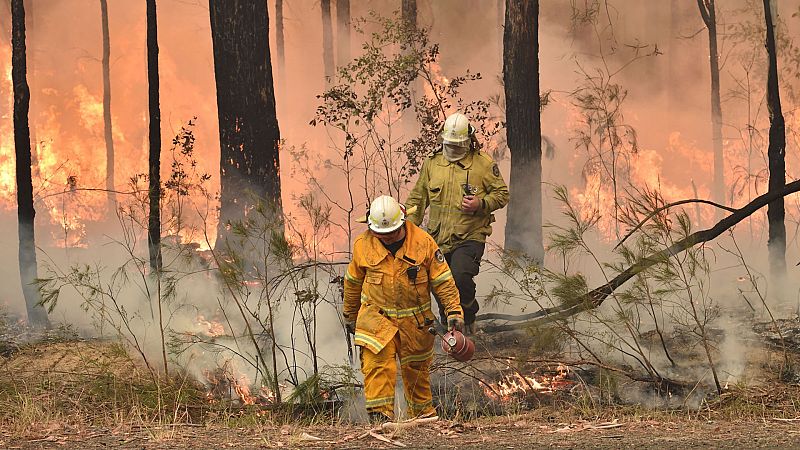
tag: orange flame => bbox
[203,361,274,406]
[196,314,225,337]
[484,364,572,402]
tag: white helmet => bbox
[367,195,406,234]
[441,112,471,147]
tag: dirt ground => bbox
[2,415,800,449]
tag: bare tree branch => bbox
[614,198,736,250]
[479,179,800,332]
[696,0,711,26]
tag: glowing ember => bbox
[484,364,573,401]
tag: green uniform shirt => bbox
[405,149,509,253]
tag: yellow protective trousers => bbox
[361,325,436,419]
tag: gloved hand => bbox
[447,315,464,332]
[345,317,356,335]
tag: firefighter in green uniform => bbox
[405,112,509,334]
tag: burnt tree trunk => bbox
[101,0,115,204]
[336,0,350,66]
[402,0,417,29]
[697,0,725,211]
[11,0,49,327]
[763,0,786,277]
[210,0,283,241]
[503,0,543,262]
[146,0,162,272]
[321,0,334,82]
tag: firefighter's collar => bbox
[362,223,423,266]
[436,150,474,169]
[363,236,390,266]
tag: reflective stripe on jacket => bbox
[405,149,509,253]
[343,221,463,354]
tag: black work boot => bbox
[465,321,477,336]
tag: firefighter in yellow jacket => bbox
[344,195,464,423]
[406,112,509,333]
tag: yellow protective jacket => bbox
[343,221,463,354]
[406,149,509,253]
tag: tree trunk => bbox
[696,0,724,211]
[402,0,417,29]
[321,0,334,82]
[101,0,115,205]
[336,0,350,66]
[210,0,283,242]
[146,0,161,272]
[11,0,49,327]
[23,0,51,229]
[503,0,543,262]
[763,0,786,277]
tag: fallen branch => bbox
[478,180,800,332]
[381,416,438,435]
[591,421,624,430]
[613,198,736,250]
[369,430,406,447]
[551,419,623,433]
[476,309,566,322]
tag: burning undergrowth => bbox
[429,332,594,420]
[170,312,352,417]
[203,362,277,406]
[426,313,772,418]
[482,363,574,401]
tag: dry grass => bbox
[0,340,207,436]
[3,337,800,439]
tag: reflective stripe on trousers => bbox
[360,328,436,419]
